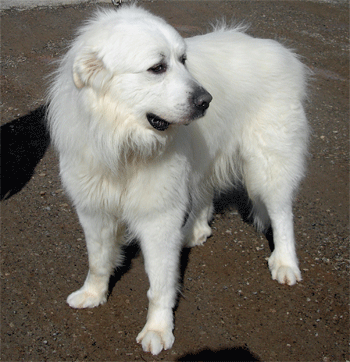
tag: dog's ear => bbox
[73,51,112,90]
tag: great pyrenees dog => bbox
[47,4,309,355]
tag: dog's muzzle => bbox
[147,87,212,131]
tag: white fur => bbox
[47,5,309,355]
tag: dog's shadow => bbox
[177,345,261,361]
[213,187,274,251]
[108,242,141,295]
[1,105,50,200]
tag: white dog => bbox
[47,4,309,355]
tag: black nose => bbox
[193,87,212,111]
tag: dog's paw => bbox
[136,326,175,355]
[67,288,107,309]
[268,252,302,286]
[186,222,212,247]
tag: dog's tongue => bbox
[147,113,170,131]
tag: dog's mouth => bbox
[147,113,170,131]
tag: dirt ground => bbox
[1,1,349,361]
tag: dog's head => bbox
[71,5,212,132]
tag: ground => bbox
[1,1,349,361]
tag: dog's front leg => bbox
[66,209,124,309]
[135,217,183,355]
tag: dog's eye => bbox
[148,63,167,74]
[180,55,187,65]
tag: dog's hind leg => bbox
[251,193,302,285]
[243,145,305,285]
[242,104,308,285]
[265,201,302,285]
[184,189,214,247]
[66,209,124,309]
[248,187,302,285]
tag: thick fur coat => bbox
[47,5,309,355]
